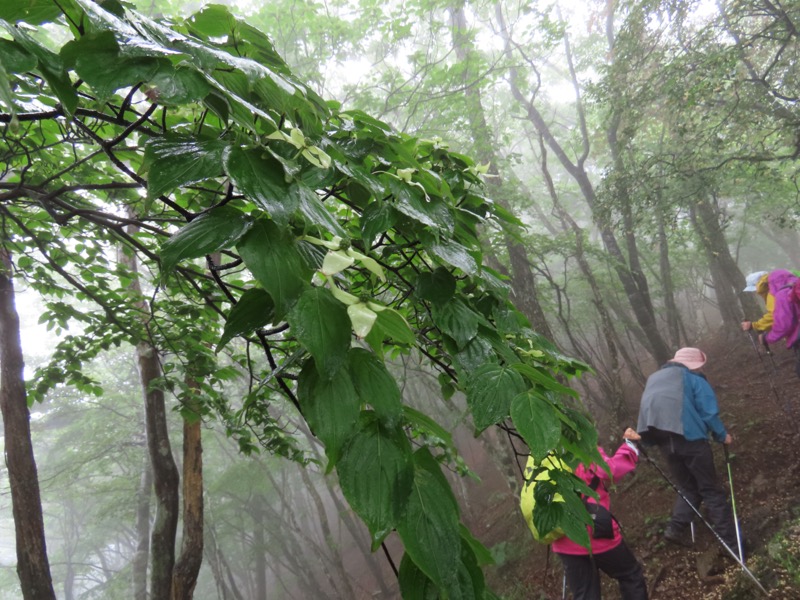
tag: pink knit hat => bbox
[671,347,707,370]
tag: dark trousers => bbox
[559,541,648,600]
[659,436,737,547]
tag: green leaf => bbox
[453,335,494,376]
[510,391,561,461]
[0,22,77,114]
[416,267,456,307]
[369,307,416,345]
[297,358,360,470]
[445,538,485,600]
[398,540,490,600]
[428,239,478,275]
[0,61,14,116]
[147,64,211,106]
[465,364,527,433]
[361,201,395,245]
[225,147,297,225]
[203,90,230,124]
[337,412,414,547]
[217,288,275,351]
[288,286,351,379]
[559,407,602,467]
[398,554,440,600]
[511,363,579,398]
[347,348,403,426]
[0,0,64,24]
[432,299,479,350]
[402,406,454,448]
[534,469,593,549]
[0,39,36,73]
[145,137,228,199]
[159,205,252,275]
[396,448,461,589]
[459,524,494,567]
[237,219,311,318]
[391,182,452,230]
[61,31,163,100]
[186,4,237,38]
[293,182,346,237]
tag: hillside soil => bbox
[482,332,800,599]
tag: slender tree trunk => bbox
[604,8,660,336]
[298,468,359,598]
[205,519,245,600]
[0,246,56,600]
[496,3,670,365]
[261,470,337,600]
[133,451,153,600]
[449,4,554,340]
[657,207,682,348]
[538,136,637,416]
[121,217,180,599]
[138,341,180,599]
[171,378,204,600]
[251,496,268,600]
[689,192,752,330]
[62,499,77,600]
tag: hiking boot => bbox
[664,526,693,548]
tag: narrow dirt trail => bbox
[488,332,800,599]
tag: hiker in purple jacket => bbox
[763,269,800,350]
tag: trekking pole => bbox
[724,445,745,564]
[762,338,780,374]
[561,572,567,600]
[637,444,768,595]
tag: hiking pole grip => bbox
[745,329,762,357]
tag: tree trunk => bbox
[138,341,180,599]
[251,495,268,600]
[298,468,359,598]
[657,211,682,348]
[171,379,204,600]
[204,519,245,600]
[0,246,56,600]
[62,499,77,600]
[449,4,555,340]
[689,191,752,330]
[538,136,636,418]
[121,217,180,599]
[496,4,671,365]
[132,451,153,600]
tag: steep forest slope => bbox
[483,332,800,599]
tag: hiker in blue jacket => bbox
[636,347,738,550]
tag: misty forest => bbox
[1,0,800,598]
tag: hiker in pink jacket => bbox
[552,428,648,600]
[763,269,800,349]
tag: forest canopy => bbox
[1,0,798,598]
[0,0,610,598]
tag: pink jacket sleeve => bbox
[580,442,639,485]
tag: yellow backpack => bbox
[519,454,571,544]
